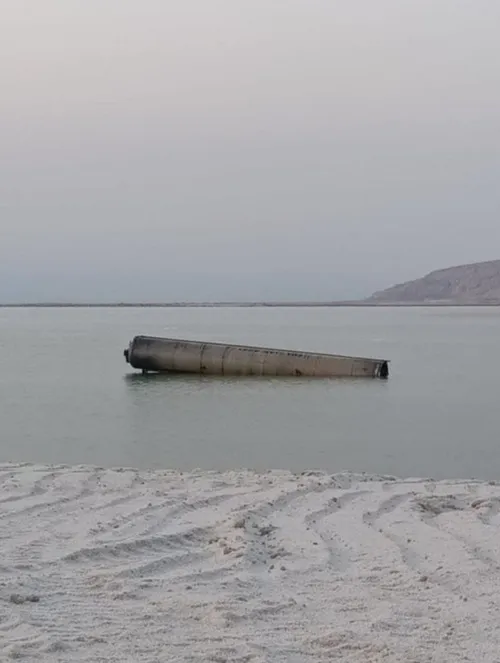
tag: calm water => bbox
[0,306,499,480]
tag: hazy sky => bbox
[1,1,499,302]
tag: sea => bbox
[1,305,499,480]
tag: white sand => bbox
[2,464,500,662]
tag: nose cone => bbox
[124,348,130,363]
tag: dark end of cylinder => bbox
[124,348,129,363]
[379,361,389,379]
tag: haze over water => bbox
[2,1,500,304]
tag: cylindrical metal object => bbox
[124,335,389,378]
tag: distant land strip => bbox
[5,261,500,308]
[1,301,500,308]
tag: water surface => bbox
[1,306,499,479]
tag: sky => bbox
[1,0,499,302]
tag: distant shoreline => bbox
[1,301,500,308]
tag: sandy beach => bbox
[2,464,500,661]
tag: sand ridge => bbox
[2,463,500,661]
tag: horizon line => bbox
[1,301,499,308]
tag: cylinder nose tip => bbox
[124,348,129,362]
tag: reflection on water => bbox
[123,371,364,387]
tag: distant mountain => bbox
[366,260,500,304]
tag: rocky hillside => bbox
[367,260,500,304]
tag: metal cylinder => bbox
[124,335,389,378]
